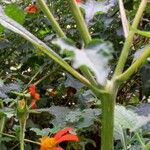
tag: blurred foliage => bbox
[0,0,150,149]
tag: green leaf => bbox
[0,143,7,150]
[114,105,150,148]
[65,108,101,129]
[0,137,12,142]
[4,4,26,25]
[30,128,50,136]
[0,25,4,33]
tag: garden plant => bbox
[0,0,150,150]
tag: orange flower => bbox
[40,127,79,150]
[28,84,40,109]
[24,3,39,14]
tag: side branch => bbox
[113,0,148,77]
[116,45,150,82]
[67,0,91,45]
[37,0,66,38]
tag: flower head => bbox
[40,127,79,150]
[28,84,40,109]
[24,3,39,14]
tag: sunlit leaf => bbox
[52,38,113,85]
[114,105,150,148]
[4,4,26,25]
[79,0,116,23]
[30,128,58,136]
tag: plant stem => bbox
[80,65,98,87]
[118,0,129,38]
[145,141,150,150]
[0,132,40,145]
[99,81,117,150]
[116,45,150,82]
[135,132,145,149]
[34,66,60,85]
[37,0,66,38]
[19,115,27,150]
[113,0,148,77]
[0,101,6,142]
[67,0,91,45]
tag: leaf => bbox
[0,81,21,99]
[35,106,71,128]
[65,108,101,129]
[30,128,50,136]
[0,108,15,118]
[0,143,7,150]
[4,4,26,25]
[135,103,150,131]
[0,137,12,142]
[114,105,150,148]
[140,63,150,97]
[65,73,84,90]
[79,0,116,23]
[52,38,113,85]
[133,47,145,62]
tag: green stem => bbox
[116,45,150,82]
[37,44,93,88]
[19,115,27,150]
[94,81,117,150]
[34,66,60,85]
[37,0,66,38]
[67,0,91,45]
[0,132,40,145]
[113,0,148,77]
[23,63,47,91]
[135,132,145,149]
[0,101,6,142]
[80,65,98,87]
[145,141,150,150]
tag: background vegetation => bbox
[0,0,150,150]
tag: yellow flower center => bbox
[18,99,26,109]
[40,137,57,150]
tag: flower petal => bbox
[31,100,37,109]
[56,134,79,144]
[40,137,57,150]
[54,127,73,140]
[28,84,36,97]
[24,4,39,14]
[51,147,64,150]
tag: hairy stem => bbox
[99,81,117,150]
[67,0,91,45]
[37,0,66,38]
[19,118,26,150]
[113,0,148,77]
